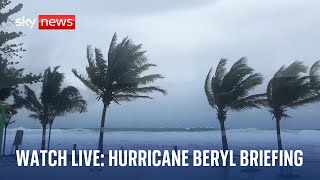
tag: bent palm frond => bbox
[310,60,320,91]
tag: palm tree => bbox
[72,33,167,153]
[17,66,87,150]
[204,57,265,151]
[266,61,318,150]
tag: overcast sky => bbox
[7,0,320,129]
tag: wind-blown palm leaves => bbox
[72,33,167,153]
[266,61,319,150]
[204,57,265,151]
[310,60,320,94]
[17,66,87,150]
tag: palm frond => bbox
[116,86,167,95]
[232,73,264,98]
[55,86,87,115]
[85,46,105,90]
[215,59,227,83]
[130,74,164,85]
[266,78,274,108]
[204,68,215,108]
[86,45,95,67]
[40,66,64,109]
[22,85,43,114]
[108,33,118,66]
[113,94,152,103]
[275,61,307,78]
[310,60,320,91]
[72,69,103,96]
[95,48,107,77]
[221,57,254,93]
[125,63,157,77]
[229,93,267,111]
[211,59,227,96]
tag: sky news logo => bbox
[15,15,76,30]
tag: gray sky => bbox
[8,0,320,129]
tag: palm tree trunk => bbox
[47,123,53,150]
[276,117,283,150]
[41,124,47,150]
[98,104,107,153]
[3,126,7,155]
[220,120,229,151]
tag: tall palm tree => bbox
[266,61,318,150]
[72,33,167,153]
[204,57,265,151]
[17,66,87,150]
